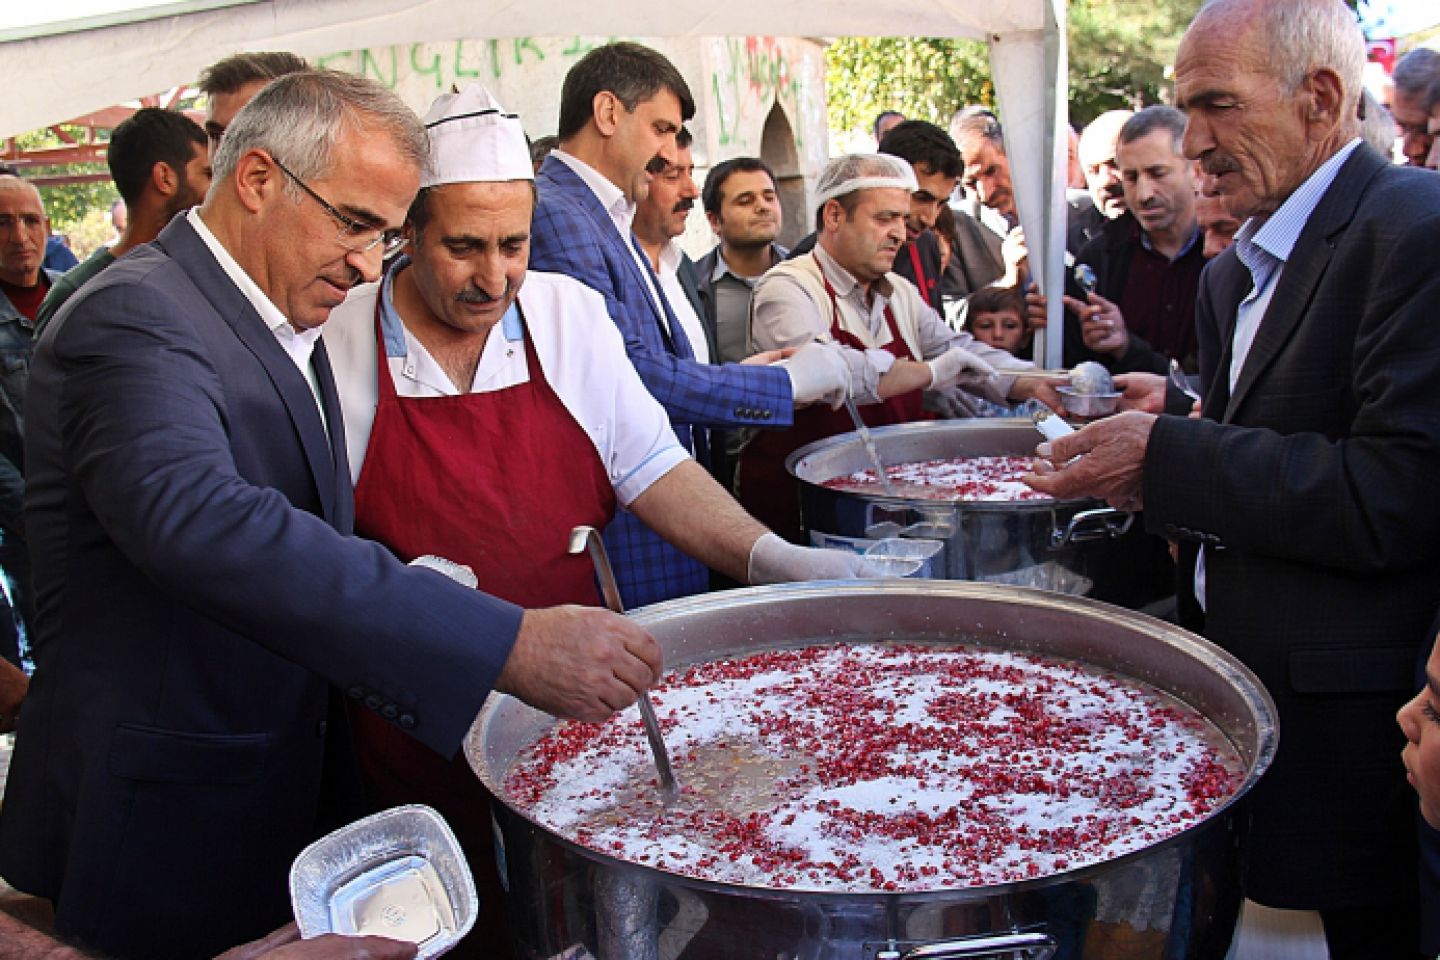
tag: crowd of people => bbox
[0,0,1437,957]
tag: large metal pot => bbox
[787,420,1163,608]
[467,582,1277,960]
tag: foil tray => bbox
[290,804,477,958]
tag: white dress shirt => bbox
[655,239,709,364]
[551,149,674,340]
[323,262,687,506]
[187,208,328,431]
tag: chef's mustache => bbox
[455,280,515,304]
[672,198,694,215]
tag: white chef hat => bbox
[812,153,918,212]
[421,83,533,188]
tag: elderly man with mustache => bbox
[1027,0,1440,954]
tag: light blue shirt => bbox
[1198,138,1362,612]
[1227,138,1361,391]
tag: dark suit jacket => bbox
[0,217,525,960]
[1144,144,1440,909]
[530,156,792,607]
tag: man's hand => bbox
[1024,286,1047,331]
[777,341,850,408]
[1064,292,1129,358]
[1024,410,1156,510]
[1007,375,1065,414]
[742,347,795,366]
[927,346,997,391]
[496,606,662,722]
[747,533,886,584]
[0,658,27,734]
[1113,373,1168,414]
[215,922,417,960]
[1000,226,1028,286]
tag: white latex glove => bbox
[777,340,850,409]
[747,533,889,584]
[926,346,998,391]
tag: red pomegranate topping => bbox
[504,643,1244,892]
[820,456,1052,502]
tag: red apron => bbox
[737,256,930,543]
[349,299,615,958]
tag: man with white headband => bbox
[739,153,1057,540]
[324,85,879,952]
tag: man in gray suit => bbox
[1028,0,1439,955]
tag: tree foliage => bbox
[826,37,992,141]
[12,126,117,234]
[826,0,1206,140]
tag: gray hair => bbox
[1393,47,1440,99]
[1358,89,1395,156]
[212,71,427,199]
[948,105,1004,156]
[1118,105,1188,153]
[1198,0,1364,123]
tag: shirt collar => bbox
[552,149,632,223]
[1241,138,1363,267]
[814,241,892,302]
[379,255,524,359]
[1138,222,1202,261]
[709,243,785,285]
[187,208,321,346]
[656,238,683,279]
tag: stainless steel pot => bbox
[467,582,1278,960]
[787,420,1163,608]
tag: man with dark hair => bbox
[197,50,309,157]
[37,108,210,329]
[1391,47,1440,168]
[695,156,784,366]
[743,154,1054,540]
[1061,105,1204,375]
[1031,0,1439,951]
[873,109,905,144]
[876,119,963,313]
[530,42,851,607]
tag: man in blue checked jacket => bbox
[530,42,851,608]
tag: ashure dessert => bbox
[820,455,1051,502]
[505,643,1244,892]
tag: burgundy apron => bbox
[737,256,930,543]
[350,300,615,957]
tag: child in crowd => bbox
[964,283,1031,357]
[959,283,1043,419]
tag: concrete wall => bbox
[315,35,829,255]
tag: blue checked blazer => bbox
[531,155,793,607]
[1144,144,1440,910]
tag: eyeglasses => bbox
[271,155,407,257]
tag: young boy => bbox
[964,283,1030,357]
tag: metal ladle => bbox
[567,525,678,801]
[843,395,898,497]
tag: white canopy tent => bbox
[1,0,1070,366]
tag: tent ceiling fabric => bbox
[3,0,1047,139]
[2,0,1066,345]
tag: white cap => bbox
[812,153,918,212]
[421,83,533,188]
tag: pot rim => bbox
[472,581,1279,903]
[785,419,1099,511]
